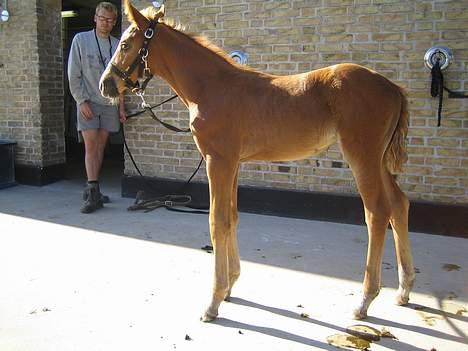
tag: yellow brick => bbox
[264,173,294,183]
[381,4,413,12]
[325,33,354,42]
[222,4,248,13]
[428,138,461,147]
[368,52,400,61]
[351,6,379,14]
[196,7,220,14]
[407,146,434,155]
[319,25,346,34]
[372,33,403,41]
[446,10,468,20]
[416,23,434,31]
[317,43,343,52]
[434,168,467,177]
[424,177,459,186]
[432,186,464,195]
[348,24,380,32]
[318,7,347,16]
[426,158,460,167]
[436,129,468,138]
[437,20,468,30]
[321,53,352,61]
[294,17,321,26]
[350,43,379,51]
[404,165,432,175]
[410,10,443,21]
[437,148,468,158]
[402,184,432,193]
[265,18,292,27]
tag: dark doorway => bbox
[62,0,123,181]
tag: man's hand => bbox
[119,94,127,123]
[79,102,94,120]
[119,109,127,123]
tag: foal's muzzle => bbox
[99,75,120,98]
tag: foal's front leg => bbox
[202,156,237,322]
[225,171,240,302]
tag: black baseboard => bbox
[122,175,468,238]
[16,163,66,186]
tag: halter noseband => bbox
[111,21,157,94]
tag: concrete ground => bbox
[0,169,467,351]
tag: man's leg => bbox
[80,128,109,213]
[82,128,109,181]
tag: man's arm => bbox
[68,35,94,119]
[67,35,89,105]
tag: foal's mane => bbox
[138,6,251,71]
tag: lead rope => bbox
[123,92,208,214]
[135,91,190,133]
[430,59,444,127]
[430,58,468,127]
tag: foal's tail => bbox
[385,88,409,174]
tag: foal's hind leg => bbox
[384,172,415,305]
[344,156,392,319]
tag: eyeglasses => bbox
[96,15,116,24]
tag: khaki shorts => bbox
[77,102,120,133]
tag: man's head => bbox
[94,2,118,37]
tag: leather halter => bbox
[110,21,157,93]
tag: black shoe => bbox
[82,189,110,203]
[100,194,110,203]
[80,187,104,214]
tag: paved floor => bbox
[0,172,467,351]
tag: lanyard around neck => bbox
[94,29,112,69]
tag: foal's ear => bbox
[154,4,165,20]
[124,0,149,29]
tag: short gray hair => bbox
[96,2,118,16]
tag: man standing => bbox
[68,2,126,213]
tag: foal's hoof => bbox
[352,309,367,320]
[200,310,218,323]
[396,286,411,306]
[352,305,368,320]
[395,294,410,306]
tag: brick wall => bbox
[0,1,463,202]
[0,0,65,167]
[123,0,467,205]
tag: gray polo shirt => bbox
[68,29,120,106]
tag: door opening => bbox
[62,0,123,182]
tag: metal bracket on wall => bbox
[230,50,249,65]
[424,46,453,71]
[0,0,9,23]
[152,0,165,8]
[424,46,467,127]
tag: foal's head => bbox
[100,0,165,98]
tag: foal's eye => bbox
[121,42,129,51]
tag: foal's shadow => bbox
[389,301,468,343]
[404,302,468,323]
[212,297,427,351]
[213,316,337,350]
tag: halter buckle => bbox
[139,47,148,59]
[144,27,154,39]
